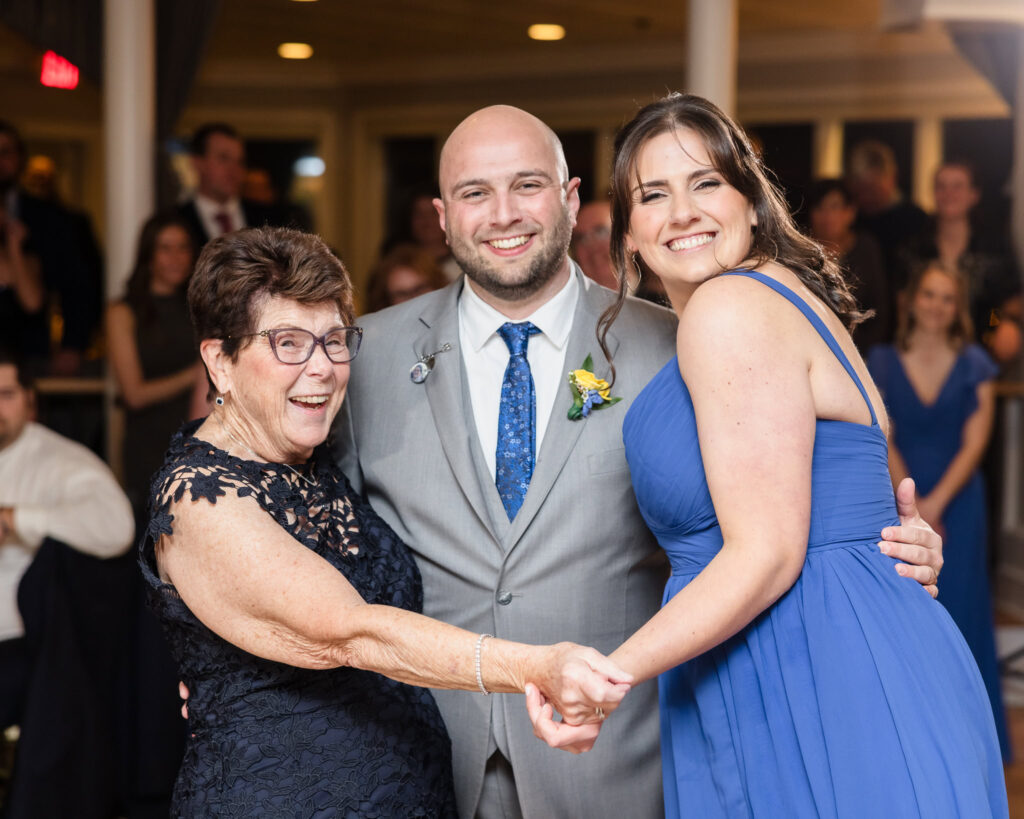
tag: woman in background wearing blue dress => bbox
[528,93,1007,817]
[868,262,1011,761]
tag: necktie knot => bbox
[214,210,234,235]
[498,322,540,358]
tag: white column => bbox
[813,119,845,178]
[687,0,738,117]
[912,117,942,212]
[103,0,154,472]
[104,0,155,299]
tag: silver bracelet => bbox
[475,633,492,695]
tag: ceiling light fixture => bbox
[277,42,313,60]
[528,24,565,41]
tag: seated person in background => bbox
[807,178,890,352]
[0,347,134,730]
[363,242,449,313]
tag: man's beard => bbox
[447,207,573,303]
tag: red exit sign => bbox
[40,51,79,89]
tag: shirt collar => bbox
[459,266,579,353]
[194,192,242,219]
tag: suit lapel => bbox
[418,282,504,542]
[505,273,620,547]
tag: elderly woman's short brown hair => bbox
[188,227,354,359]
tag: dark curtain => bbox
[949,23,1019,107]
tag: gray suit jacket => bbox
[335,269,677,818]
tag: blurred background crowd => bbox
[1,0,1023,815]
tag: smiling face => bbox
[194,131,246,204]
[434,106,580,312]
[933,164,979,222]
[149,224,194,295]
[209,296,350,463]
[910,268,958,337]
[625,128,756,290]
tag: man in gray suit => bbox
[335,106,943,818]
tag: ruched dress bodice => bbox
[139,421,456,818]
[623,271,1006,818]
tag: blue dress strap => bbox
[721,270,878,427]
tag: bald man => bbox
[335,106,943,818]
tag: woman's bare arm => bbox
[608,275,812,684]
[157,482,631,726]
[106,302,202,410]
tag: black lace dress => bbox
[139,421,457,817]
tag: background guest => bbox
[381,188,461,280]
[363,243,449,313]
[0,121,101,375]
[106,212,203,516]
[846,139,929,296]
[176,122,283,249]
[899,160,1021,366]
[0,205,45,361]
[572,198,666,303]
[868,263,1011,761]
[807,178,890,352]
[0,347,134,814]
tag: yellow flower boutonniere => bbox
[567,354,622,420]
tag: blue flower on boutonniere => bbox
[567,354,622,420]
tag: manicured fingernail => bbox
[878,541,890,554]
[881,528,893,539]
[895,564,906,575]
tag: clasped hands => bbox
[524,643,632,755]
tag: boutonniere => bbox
[567,354,622,420]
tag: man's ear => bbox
[433,197,447,236]
[200,339,231,396]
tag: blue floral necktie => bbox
[495,321,542,520]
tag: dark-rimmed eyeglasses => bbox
[244,326,363,365]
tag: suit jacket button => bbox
[496,590,513,606]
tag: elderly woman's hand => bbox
[528,642,632,727]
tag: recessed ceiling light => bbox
[528,24,565,41]
[278,42,313,59]
[291,0,318,3]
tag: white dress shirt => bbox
[194,192,247,239]
[458,272,579,479]
[0,422,134,640]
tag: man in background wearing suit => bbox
[177,122,281,249]
[335,106,944,819]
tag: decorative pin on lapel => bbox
[410,343,452,383]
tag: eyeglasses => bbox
[247,326,363,364]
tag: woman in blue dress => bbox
[529,94,1007,817]
[868,262,1011,760]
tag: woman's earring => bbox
[215,395,225,406]
[631,253,644,291]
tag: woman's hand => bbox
[525,683,604,754]
[528,642,632,727]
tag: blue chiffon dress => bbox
[623,271,1007,818]
[868,342,1011,760]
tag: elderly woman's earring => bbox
[215,395,225,406]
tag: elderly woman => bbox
[139,228,627,816]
